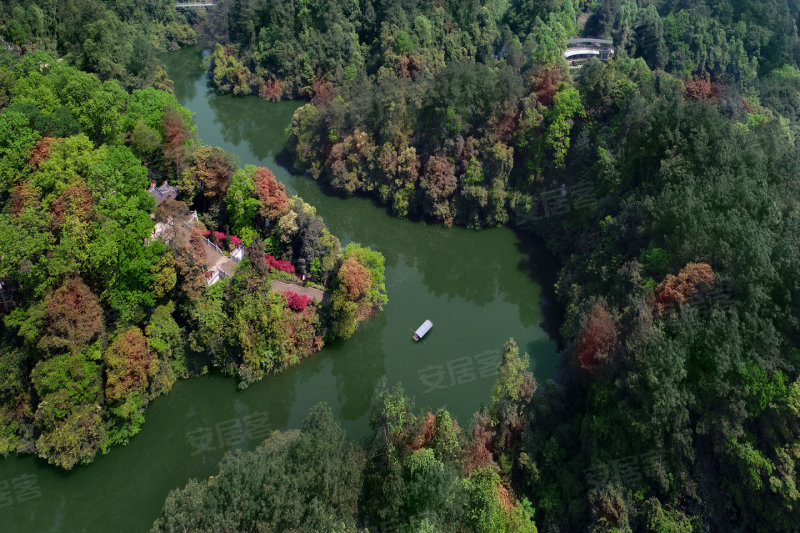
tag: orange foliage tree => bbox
[685,78,719,100]
[253,166,289,219]
[464,409,495,475]
[175,228,208,300]
[9,181,40,217]
[337,256,372,300]
[576,301,617,372]
[103,328,156,402]
[421,155,457,201]
[38,278,104,354]
[162,109,193,176]
[654,262,716,314]
[310,78,334,106]
[533,68,561,106]
[259,78,283,101]
[28,137,55,168]
[191,145,236,200]
[49,183,94,230]
[408,411,437,451]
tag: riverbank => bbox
[2,46,560,533]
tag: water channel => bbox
[4,46,560,533]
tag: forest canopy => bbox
[174,0,800,531]
[3,0,800,531]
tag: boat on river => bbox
[413,319,433,341]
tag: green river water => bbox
[2,46,560,533]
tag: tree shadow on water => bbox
[514,228,564,349]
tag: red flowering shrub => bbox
[230,235,242,246]
[202,230,211,237]
[265,254,296,274]
[213,231,226,242]
[284,291,312,311]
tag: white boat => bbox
[413,320,433,341]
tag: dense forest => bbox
[2,0,800,531]
[149,0,800,532]
[152,343,539,533]
[0,52,386,470]
[0,0,196,90]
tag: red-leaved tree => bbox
[38,278,104,355]
[464,409,495,475]
[103,328,156,402]
[421,155,457,202]
[654,262,716,314]
[259,78,283,101]
[253,166,290,219]
[10,181,40,217]
[192,145,236,200]
[576,301,617,373]
[337,256,372,300]
[28,137,55,168]
[49,183,94,230]
[162,109,193,177]
[175,228,208,300]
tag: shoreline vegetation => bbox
[172,0,800,530]
[0,50,386,470]
[3,0,800,531]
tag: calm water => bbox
[3,46,560,533]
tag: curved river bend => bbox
[3,46,560,533]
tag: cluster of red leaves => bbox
[259,78,283,101]
[464,410,495,475]
[175,229,210,300]
[495,107,519,143]
[495,483,513,512]
[10,182,39,217]
[253,167,289,219]
[39,278,104,353]
[230,235,242,246]
[265,254,296,274]
[397,55,420,79]
[311,78,334,106]
[212,230,226,242]
[337,256,371,300]
[283,291,312,312]
[28,137,55,168]
[280,306,322,359]
[422,155,457,200]
[533,68,561,106]
[685,78,720,100]
[49,183,94,230]
[202,230,211,237]
[104,328,156,402]
[654,262,716,314]
[408,412,437,451]
[576,302,617,373]
[162,109,192,172]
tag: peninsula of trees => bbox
[0,52,386,470]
